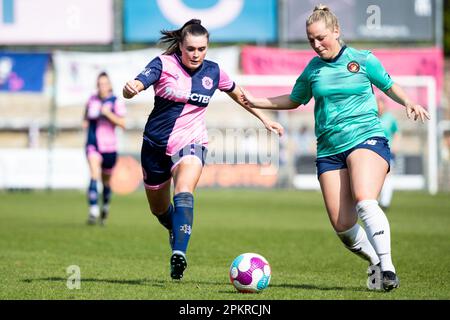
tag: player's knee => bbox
[353,193,373,203]
[174,185,195,194]
[90,171,101,180]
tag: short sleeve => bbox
[366,53,393,92]
[218,68,235,92]
[113,98,126,117]
[290,69,312,105]
[135,57,163,90]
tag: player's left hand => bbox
[264,120,284,137]
[405,103,430,123]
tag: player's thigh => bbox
[145,182,172,215]
[172,156,203,194]
[346,148,388,202]
[141,143,173,214]
[319,168,357,232]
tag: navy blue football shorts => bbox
[86,144,117,174]
[315,136,391,178]
[141,139,208,190]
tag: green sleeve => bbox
[366,53,394,92]
[290,68,312,105]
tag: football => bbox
[229,253,271,293]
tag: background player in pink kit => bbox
[123,19,284,280]
[84,72,126,225]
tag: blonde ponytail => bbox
[307,4,340,31]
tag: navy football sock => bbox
[172,192,194,253]
[102,185,112,207]
[88,179,98,206]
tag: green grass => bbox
[0,189,449,300]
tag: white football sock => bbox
[337,223,380,266]
[172,250,186,257]
[356,200,395,273]
[89,205,100,218]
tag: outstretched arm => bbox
[385,83,430,123]
[227,86,285,136]
[239,87,300,110]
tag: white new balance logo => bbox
[180,224,192,235]
[365,139,377,146]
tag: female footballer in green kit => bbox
[241,5,430,291]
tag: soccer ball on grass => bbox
[229,253,271,293]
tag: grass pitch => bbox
[0,189,449,300]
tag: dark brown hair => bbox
[96,71,112,94]
[97,71,109,81]
[159,19,209,55]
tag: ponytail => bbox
[307,4,340,31]
[160,19,209,55]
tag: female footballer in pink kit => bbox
[84,72,126,226]
[123,19,284,280]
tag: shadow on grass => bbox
[21,277,232,288]
[269,283,369,292]
[22,277,372,293]
[21,277,166,287]
[217,283,371,295]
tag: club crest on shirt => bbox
[202,76,213,90]
[141,68,152,76]
[347,61,360,73]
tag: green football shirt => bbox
[290,46,394,157]
[380,112,399,147]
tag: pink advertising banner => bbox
[241,46,443,109]
[0,0,113,44]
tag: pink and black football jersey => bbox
[85,95,126,154]
[135,54,235,156]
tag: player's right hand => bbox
[123,80,140,98]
